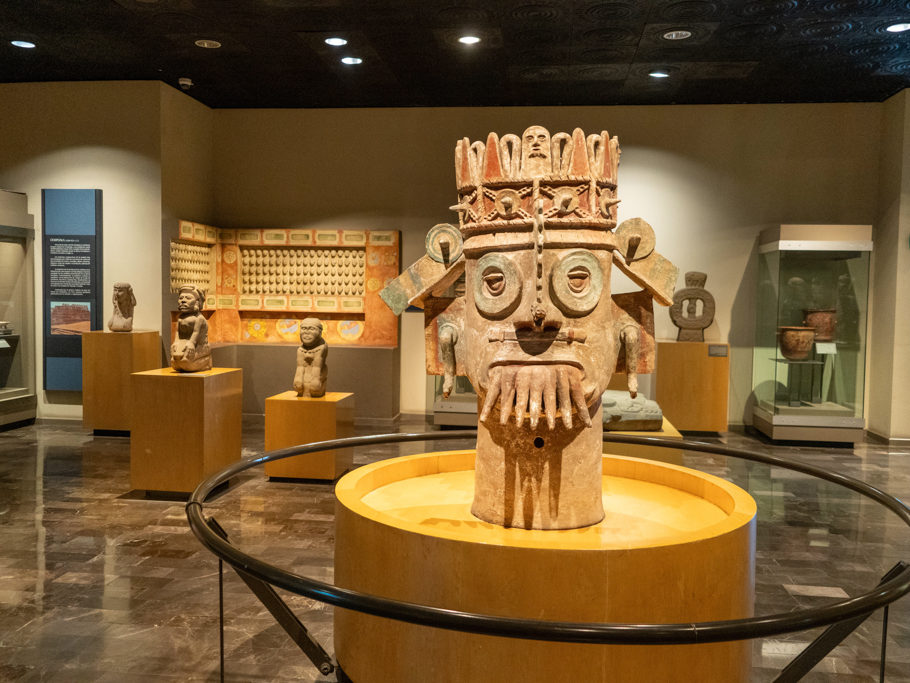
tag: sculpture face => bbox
[177,290,200,312]
[520,125,551,179]
[465,243,617,429]
[299,318,323,347]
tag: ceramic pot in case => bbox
[779,326,816,360]
[803,308,836,342]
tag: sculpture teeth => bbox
[480,364,591,431]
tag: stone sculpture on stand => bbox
[381,125,678,530]
[170,285,212,372]
[293,318,328,397]
[669,271,715,342]
[108,282,136,332]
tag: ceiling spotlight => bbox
[325,37,348,46]
[649,69,671,78]
[662,29,692,41]
[341,57,362,65]
[458,35,481,45]
[194,39,221,49]
[11,40,36,49]
[885,22,910,32]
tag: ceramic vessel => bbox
[779,326,815,360]
[803,308,836,342]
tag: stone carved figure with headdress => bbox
[108,282,136,332]
[170,285,211,372]
[293,317,328,398]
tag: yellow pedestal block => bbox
[130,367,242,493]
[82,330,160,431]
[264,391,354,480]
[335,450,756,683]
[603,416,684,465]
[656,341,730,431]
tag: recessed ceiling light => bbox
[662,29,692,41]
[886,22,910,32]
[325,37,348,46]
[649,69,671,78]
[341,57,362,65]
[194,39,221,49]
[458,35,481,45]
[11,40,36,49]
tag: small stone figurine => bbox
[293,317,328,398]
[669,271,716,342]
[108,282,136,332]
[170,285,212,372]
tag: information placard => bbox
[42,189,103,390]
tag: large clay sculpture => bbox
[170,285,212,372]
[293,317,328,397]
[108,282,136,332]
[381,125,678,529]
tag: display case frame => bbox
[751,224,871,442]
[0,191,37,428]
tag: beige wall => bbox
[159,84,215,340]
[870,91,910,439]
[212,103,882,423]
[0,82,164,419]
[0,82,902,431]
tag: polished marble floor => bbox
[1,418,909,682]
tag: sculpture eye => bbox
[567,267,589,293]
[483,269,505,296]
[550,250,603,316]
[473,253,522,319]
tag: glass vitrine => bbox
[433,375,478,426]
[752,225,870,442]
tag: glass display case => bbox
[752,224,871,442]
[433,375,478,426]
[0,190,37,427]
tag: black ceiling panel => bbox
[0,0,907,107]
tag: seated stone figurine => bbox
[108,282,136,332]
[293,317,327,397]
[170,285,212,372]
[601,390,663,431]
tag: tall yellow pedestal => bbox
[82,330,160,432]
[656,341,730,431]
[603,416,684,464]
[130,367,242,493]
[263,391,354,480]
[335,450,756,683]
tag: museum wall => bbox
[0,82,164,419]
[211,103,882,424]
[869,90,910,440]
[0,80,903,433]
[159,84,216,349]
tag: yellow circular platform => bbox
[334,450,756,683]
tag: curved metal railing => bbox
[186,430,910,645]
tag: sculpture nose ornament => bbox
[531,303,546,326]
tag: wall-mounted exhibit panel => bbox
[0,191,36,426]
[41,189,103,391]
[752,225,871,442]
[169,221,399,348]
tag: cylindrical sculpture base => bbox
[334,450,756,683]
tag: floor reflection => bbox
[0,418,908,681]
